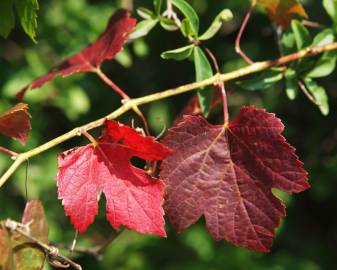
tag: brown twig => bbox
[162,0,182,28]
[1,42,337,188]
[95,68,150,135]
[81,130,98,146]
[302,20,325,29]
[95,68,130,100]
[59,229,124,257]
[298,80,318,105]
[4,219,82,270]
[203,47,229,123]
[235,1,255,64]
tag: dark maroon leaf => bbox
[161,106,309,252]
[17,9,136,100]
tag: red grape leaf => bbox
[255,0,308,28]
[11,200,49,270]
[0,225,14,270]
[0,200,48,270]
[160,106,309,252]
[57,120,172,235]
[17,9,136,100]
[174,86,223,125]
[21,200,49,244]
[0,103,31,144]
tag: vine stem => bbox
[95,68,130,100]
[1,42,337,188]
[57,229,124,257]
[95,68,150,135]
[0,146,17,157]
[203,47,229,123]
[235,0,256,64]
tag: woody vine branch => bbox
[0,41,337,188]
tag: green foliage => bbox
[171,0,199,37]
[0,0,38,41]
[161,44,194,60]
[278,14,337,115]
[198,9,233,41]
[291,20,312,50]
[129,19,158,40]
[285,68,299,100]
[304,78,329,115]
[323,0,337,23]
[238,68,284,91]
[193,46,213,116]
[0,0,15,38]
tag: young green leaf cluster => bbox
[238,1,337,115]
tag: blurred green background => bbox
[1,0,337,269]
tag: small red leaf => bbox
[21,200,49,244]
[161,106,309,252]
[17,9,136,100]
[255,0,308,28]
[174,87,223,125]
[11,200,49,270]
[0,103,31,144]
[57,120,172,235]
[0,200,49,270]
[0,226,13,269]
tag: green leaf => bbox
[129,19,158,40]
[304,78,329,115]
[154,0,162,15]
[285,68,299,100]
[14,0,39,42]
[115,48,133,68]
[160,18,179,31]
[136,7,154,20]
[312,29,335,46]
[0,0,15,38]
[307,51,337,78]
[171,0,199,37]
[323,0,337,22]
[180,18,194,37]
[133,38,149,58]
[199,9,233,40]
[237,68,284,90]
[193,46,213,116]
[291,20,312,50]
[161,44,194,60]
[281,29,297,55]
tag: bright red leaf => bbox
[17,9,136,100]
[160,106,309,252]
[255,0,308,28]
[57,120,172,235]
[0,103,31,144]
